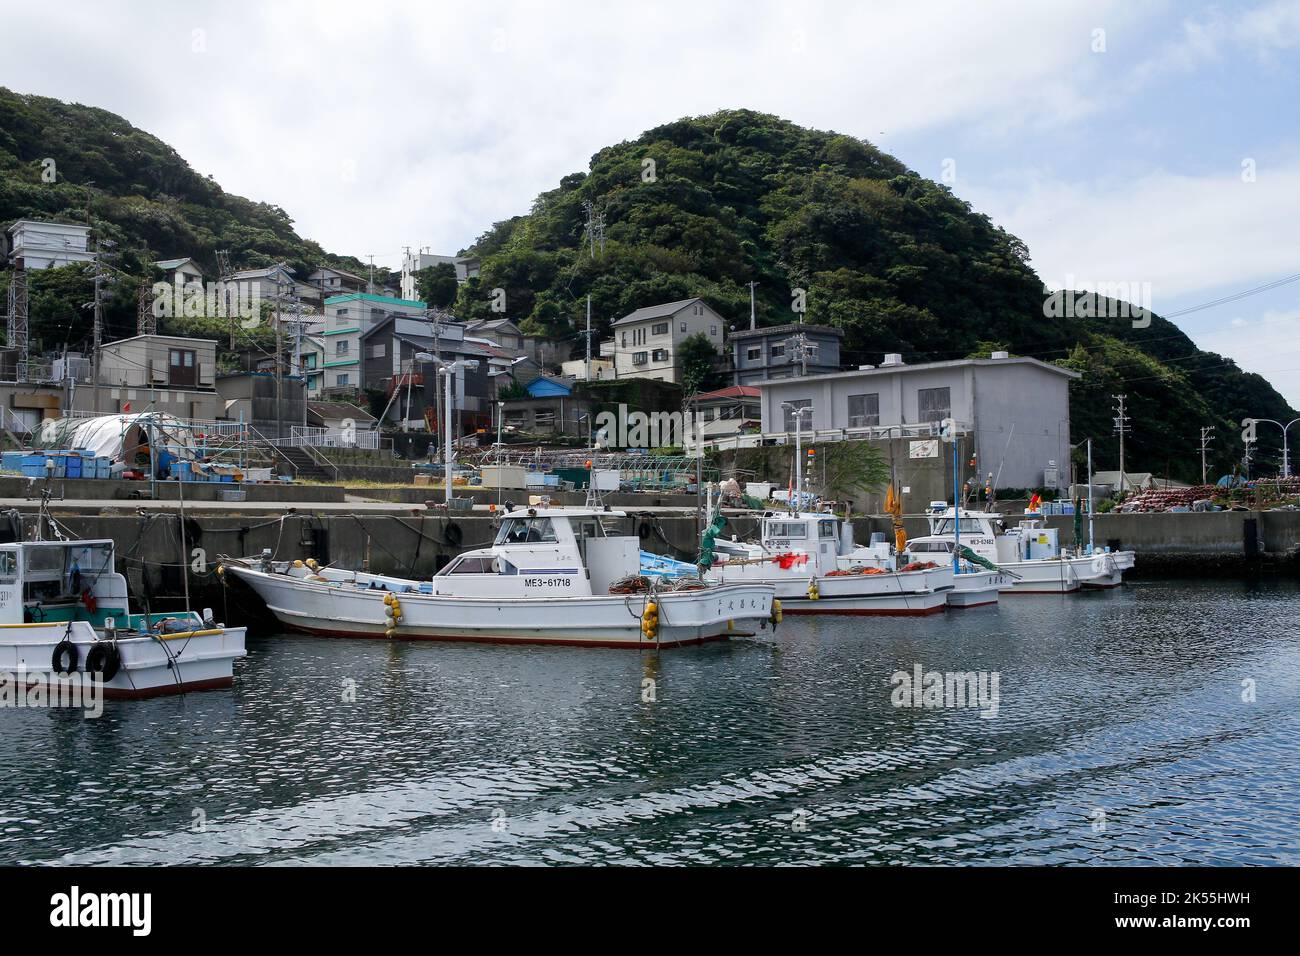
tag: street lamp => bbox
[1245,417,1300,479]
[439,359,480,506]
[780,401,813,511]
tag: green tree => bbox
[677,332,718,395]
[415,262,458,308]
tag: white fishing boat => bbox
[835,536,1006,608]
[223,506,777,648]
[904,506,1135,594]
[701,509,953,616]
[0,537,246,699]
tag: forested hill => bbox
[0,87,381,346]
[447,109,1295,481]
[0,91,1292,480]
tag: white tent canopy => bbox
[34,414,200,463]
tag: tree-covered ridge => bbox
[450,108,1295,480]
[0,87,385,348]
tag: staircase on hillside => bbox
[273,445,335,482]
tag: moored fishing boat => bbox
[698,507,952,616]
[223,506,776,648]
[0,537,246,699]
[904,506,1135,593]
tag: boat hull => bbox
[709,563,952,615]
[947,570,1006,607]
[0,620,246,699]
[227,565,775,648]
[998,551,1135,594]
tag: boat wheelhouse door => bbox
[0,548,19,624]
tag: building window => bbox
[782,399,812,432]
[337,308,349,316]
[770,344,786,359]
[621,333,627,348]
[305,354,317,368]
[710,325,717,335]
[652,349,668,362]
[632,351,648,366]
[335,340,349,356]
[680,322,687,332]
[918,387,951,423]
[652,322,669,336]
[368,342,386,358]
[746,346,762,361]
[337,373,350,386]
[848,393,880,428]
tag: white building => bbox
[399,250,481,301]
[755,352,1080,492]
[3,219,95,270]
[600,297,726,384]
[321,292,429,396]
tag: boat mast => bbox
[1086,437,1095,554]
[952,428,961,575]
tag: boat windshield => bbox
[766,521,806,539]
[818,519,838,538]
[495,517,559,545]
[933,517,988,536]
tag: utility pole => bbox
[786,331,818,377]
[1112,393,1130,492]
[585,294,592,382]
[747,280,758,330]
[215,249,234,347]
[367,255,375,294]
[1199,425,1215,485]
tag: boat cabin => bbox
[913,507,1061,563]
[0,539,132,627]
[430,508,640,597]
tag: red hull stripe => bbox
[104,677,233,699]
[782,605,946,617]
[284,621,737,649]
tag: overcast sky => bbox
[4,0,1299,405]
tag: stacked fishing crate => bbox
[1,449,113,479]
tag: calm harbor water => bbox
[3,578,1298,866]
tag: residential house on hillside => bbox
[600,297,726,384]
[464,317,566,368]
[728,323,843,385]
[307,266,367,299]
[688,385,762,441]
[3,219,95,270]
[86,333,221,420]
[321,292,429,398]
[359,314,497,431]
[153,257,205,288]
[500,375,594,439]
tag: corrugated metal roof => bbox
[611,297,705,328]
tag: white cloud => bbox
[1,0,1148,265]
[1196,304,1300,408]
[965,159,1300,304]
